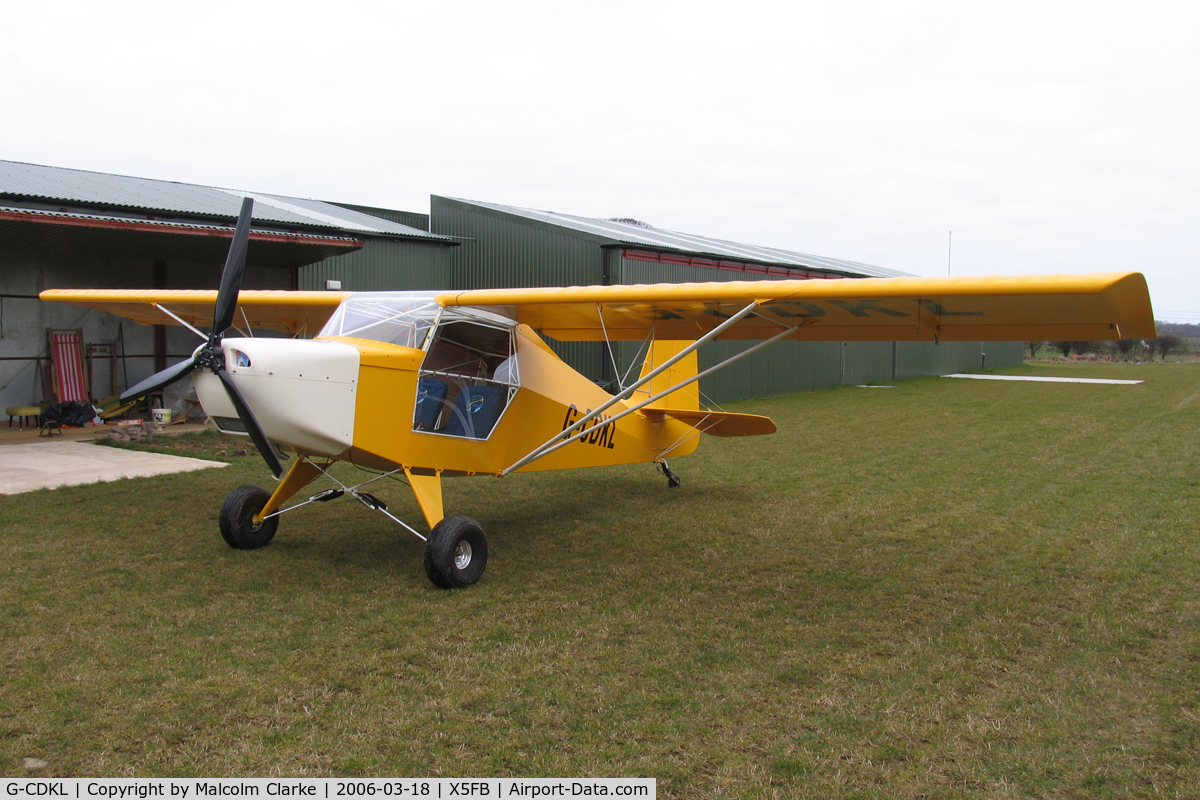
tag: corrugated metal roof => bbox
[0,205,362,243]
[448,197,910,278]
[0,205,363,268]
[0,160,453,242]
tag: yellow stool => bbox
[6,405,41,431]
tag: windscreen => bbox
[318,292,442,349]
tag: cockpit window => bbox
[318,292,441,349]
[414,312,520,440]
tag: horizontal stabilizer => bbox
[640,407,777,437]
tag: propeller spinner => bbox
[120,197,283,477]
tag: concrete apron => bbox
[0,440,226,495]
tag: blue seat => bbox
[444,385,505,439]
[413,378,447,430]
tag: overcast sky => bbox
[5,1,1197,321]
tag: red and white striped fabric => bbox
[50,331,88,402]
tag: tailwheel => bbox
[660,460,681,488]
[423,515,488,589]
[219,485,279,550]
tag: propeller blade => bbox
[119,356,197,404]
[214,366,283,478]
[211,197,255,339]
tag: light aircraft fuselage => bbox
[195,291,702,478]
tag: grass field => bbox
[3,362,1199,797]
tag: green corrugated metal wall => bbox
[298,238,450,292]
[434,198,604,289]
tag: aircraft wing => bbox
[38,289,351,336]
[437,272,1156,342]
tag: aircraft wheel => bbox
[219,485,279,550]
[424,515,488,589]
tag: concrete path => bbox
[944,373,1143,385]
[0,441,225,495]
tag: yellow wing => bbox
[38,289,350,336]
[437,272,1156,342]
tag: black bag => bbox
[41,401,96,427]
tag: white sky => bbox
[4,0,1197,321]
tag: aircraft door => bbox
[414,315,519,440]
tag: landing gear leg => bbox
[660,460,681,488]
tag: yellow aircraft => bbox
[41,199,1157,587]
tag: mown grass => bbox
[3,362,1198,797]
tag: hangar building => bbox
[0,160,455,410]
[0,160,1021,412]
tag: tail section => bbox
[639,407,776,437]
[637,341,700,411]
[636,341,776,441]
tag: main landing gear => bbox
[219,485,279,549]
[216,467,489,589]
[659,460,681,488]
[423,515,489,589]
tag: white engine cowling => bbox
[193,338,359,458]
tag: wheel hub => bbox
[454,540,473,570]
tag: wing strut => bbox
[501,315,797,475]
[153,304,207,340]
[597,303,624,391]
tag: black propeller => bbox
[120,197,283,478]
[120,354,197,403]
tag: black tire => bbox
[219,485,279,550]
[423,515,488,589]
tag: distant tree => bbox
[1052,341,1094,358]
[1149,335,1185,361]
[1112,339,1142,361]
[1026,341,1046,359]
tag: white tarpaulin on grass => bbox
[945,373,1143,385]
